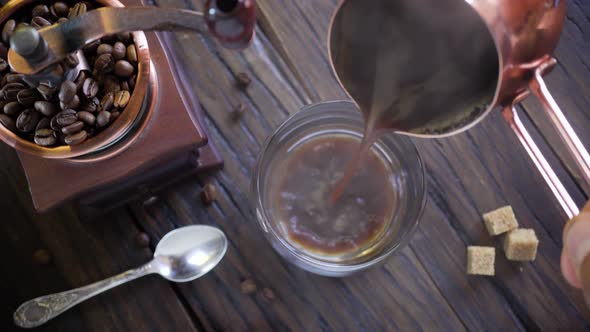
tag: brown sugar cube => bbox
[483,206,519,236]
[467,246,495,276]
[504,229,539,261]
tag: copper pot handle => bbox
[502,105,579,219]
[529,57,590,187]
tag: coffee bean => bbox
[74,70,88,91]
[57,17,68,24]
[65,130,87,145]
[50,116,61,131]
[134,232,150,248]
[100,92,114,112]
[17,89,40,106]
[121,80,130,91]
[81,78,98,98]
[33,249,52,265]
[262,288,276,302]
[110,111,120,119]
[55,109,77,126]
[201,183,218,205]
[83,39,100,54]
[34,101,58,117]
[0,58,8,72]
[2,20,15,44]
[31,16,51,29]
[60,94,80,110]
[103,75,121,94]
[231,103,246,120]
[236,72,251,88]
[16,109,41,133]
[240,279,257,295]
[97,43,113,55]
[112,42,126,60]
[114,90,130,108]
[51,2,69,18]
[5,74,25,84]
[58,80,76,103]
[4,101,23,116]
[2,83,24,101]
[114,60,134,78]
[35,117,50,130]
[0,114,16,131]
[126,44,137,63]
[37,81,58,100]
[117,32,132,44]
[77,111,96,126]
[61,121,83,135]
[34,128,56,146]
[68,3,87,19]
[80,98,99,113]
[63,53,80,68]
[96,110,111,127]
[128,75,136,90]
[32,5,51,18]
[94,53,114,73]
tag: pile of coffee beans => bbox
[0,1,139,147]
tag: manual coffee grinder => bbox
[0,0,256,218]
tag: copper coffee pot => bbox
[329,0,586,219]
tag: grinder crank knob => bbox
[205,0,256,49]
[9,25,48,63]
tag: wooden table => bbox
[2,0,590,330]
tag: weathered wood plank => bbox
[0,144,197,332]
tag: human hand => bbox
[562,201,590,306]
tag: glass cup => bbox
[252,101,426,276]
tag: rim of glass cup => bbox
[252,100,427,274]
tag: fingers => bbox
[562,201,590,290]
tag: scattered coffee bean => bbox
[31,16,51,29]
[100,92,114,112]
[34,128,56,146]
[61,120,83,135]
[83,39,100,54]
[82,78,99,98]
[240,279,257,295]
[96,110,111,127]
[58,80,76,103]
[0,114,16,131]
[126,44,138,63]
[63,53,80,68]
[0,58,8,72]
[110,111,120,119]
[35,117,50,130]
[68,2,87,19]
[262,288,276,302]
[117,32,132,44]
[2,20,15,44]
[34,101,57,117]
[201,183,218,205]
[17,89,40,106]
[236,72,251,88]
[134,232,150,248]
[112,42,126,60]
[32,5,50,18]
[33,249,52,265]
[97,43,113,55]
[4,101,23,116]
[94,53,114,73]
[16,109,41,133]
[77,111,96,126]
[114,60,134,78]
[65,130,87,145]
[231,103,246,120]
[114,90,130,108]
[55,109,77,126]
[60,94,80,110]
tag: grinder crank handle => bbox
[8,0,256,75]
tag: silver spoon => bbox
[14,225,228,329]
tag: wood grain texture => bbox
[2,0,590,331]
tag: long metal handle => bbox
[503,106,579,219]
[529,57,590,187]
[13,262,155,328]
